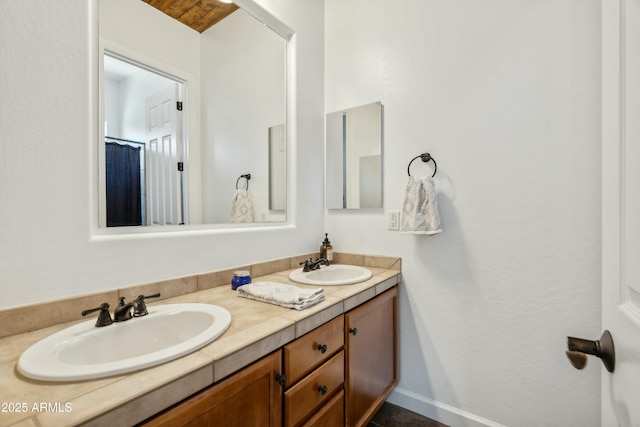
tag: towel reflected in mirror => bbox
[230,189,254,223]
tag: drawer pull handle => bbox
[317,385,328,395]
[276,373,287,387]
[349,327,358,336]
[317,344,328,354]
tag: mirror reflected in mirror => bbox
[326,102,383,209]
[99,0,287,228]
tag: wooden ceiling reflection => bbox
[142,0,239,33]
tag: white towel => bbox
[230,189,254,223]
[237,282,325,310]
[400,176,442,235]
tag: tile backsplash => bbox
[0,253,400,338]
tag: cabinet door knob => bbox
[349,327,358,336]
[317,343,327,353]
[317,385,328,395]
[276,373,287,387]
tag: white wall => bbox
[0,0,324,309]
[104,77,122,136]
[325,1,601,426]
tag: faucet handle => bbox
[81,302,113,327]
[133,293,161,317]
[142,292,161,299]
[300,258,313,272]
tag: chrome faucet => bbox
[300,257,330,272]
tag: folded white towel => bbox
[400,176,442,235]
[230,189,254,223]
[237,282,325,310]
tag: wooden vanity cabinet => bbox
[139,350,283,427]
[138,285,398,427]
[345,286,398,427]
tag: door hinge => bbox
[177,162,184,171]
[176,101,183,111]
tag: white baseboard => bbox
[386,387,507,427]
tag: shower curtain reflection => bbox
[106,142,142,227]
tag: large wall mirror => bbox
[98,0,289,228]
[326,102,383,209]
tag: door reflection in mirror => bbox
[103,53,185,227]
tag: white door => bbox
[601,0,640,425]
[145,83,183,226]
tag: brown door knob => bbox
[566,330,615,373]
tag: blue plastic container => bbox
[231,270,252,290]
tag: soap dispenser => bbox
[320,233,334,263]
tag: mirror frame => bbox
[90,0,296,236]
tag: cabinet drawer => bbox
[301,388,344,427]
[284,315,344,386]
[284,351,344,427]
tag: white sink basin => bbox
[289,264,372,286]
[18,303,231,382]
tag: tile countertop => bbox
[0,265,401,427]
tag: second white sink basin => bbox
[289,264,372,286]
[18,303,231,382]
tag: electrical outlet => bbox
[388,211,400,231]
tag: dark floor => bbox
[368,402,449,427]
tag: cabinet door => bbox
[140,350,283,427]
[345,287,398,427]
